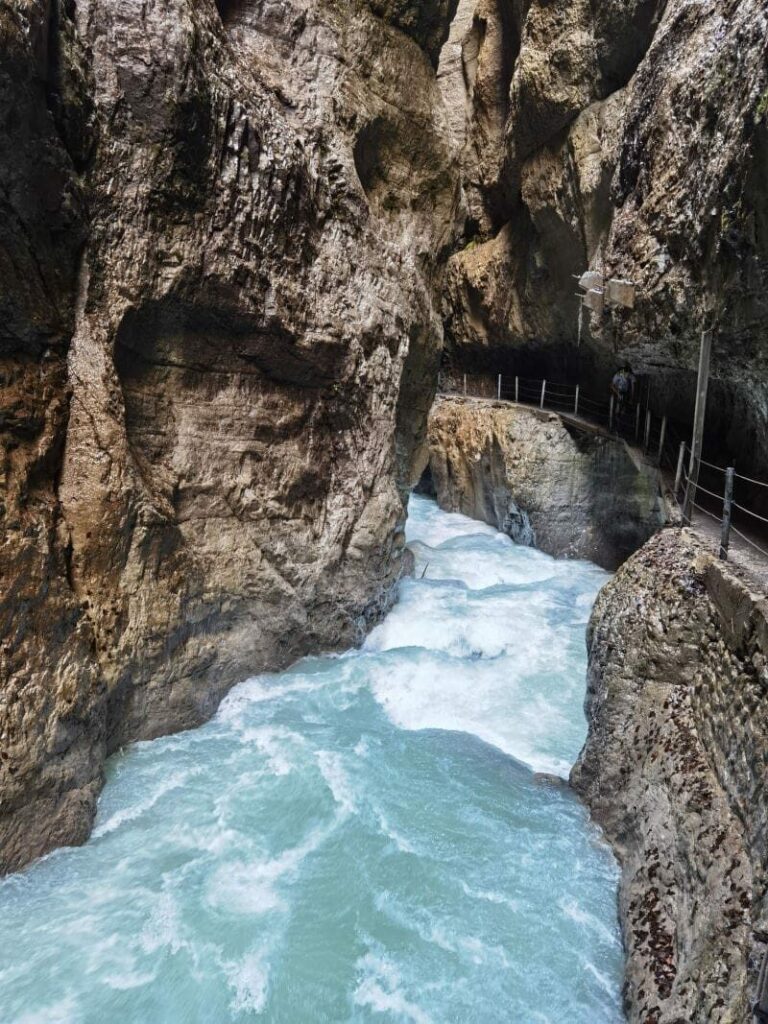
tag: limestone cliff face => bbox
[421,396,665,569]
[440,0,768,475]
[572,530,768,1023]
[0,0,460,873]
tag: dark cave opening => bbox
[215,0,247,27]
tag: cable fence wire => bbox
[691,499,723,524]
[732,502,768,526]
[730,524,768,560]
[438,375,768,563]
[692,480,725,502]
[735,471,768,490]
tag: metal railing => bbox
[440,370,768,565]
[440,371,670,464]
[674,443,768,562]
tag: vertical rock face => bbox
[572,530,768,1023]
[440,0,768,476]
[421,396,665,569]
[0,0,460,872]
[0,2,103,873]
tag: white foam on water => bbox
[140,890,187,957]
[583,959,620,998]
[225,950,270,1016]
[11,997,80,1024]
[353,953,433,1024]
[218,672,333,723]
[205,862,287,916]
[206,811,341,920]
[404,500,499,546]
[460,881,521,913]
[365,496,609,777]
[0,496,621,1024]
[375,891,512,970]
[368,651,574,776]
[240,725,306,777]
[104,967,158,991]
[316,750,357,816]
[559,896,623,948]
[374,810,417,854]
[408,538,561,591]
[93,768,195,838]
[365,578,558,663]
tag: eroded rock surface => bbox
[440,0,768,476]
[421,396,665,569]
[0,0,460,873]
[572,530,768,1023]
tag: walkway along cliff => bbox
[2,3,768,1020]
[419,395,666,571]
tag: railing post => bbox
[574,385,580,416]
[683,329,713,526]
[515,376,519,403]
[463,373,467,396]
[540,380,547,409]
[755,948,768,1024]
[635,403,641,440]
[657,415,667,466]
[497,374,502,400]
[609,395,615,432]
[644,410,652,451]
[682,456,699,525]
[674,441,686,499]
[719,467,735,560]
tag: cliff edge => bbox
[573,529,768,1023]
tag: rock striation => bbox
[439,0,768,478]
[573,529,768,1023]
[0,0,461,873]
[421,395,665,570]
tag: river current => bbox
[0,497,623,1023]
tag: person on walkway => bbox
[611,364,636,419]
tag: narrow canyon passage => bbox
[0,499,622,1023]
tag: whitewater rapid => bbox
[0,496,623,1023]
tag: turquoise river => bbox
[0,497,623,1023]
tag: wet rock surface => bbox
[421,396,665,570]
[0,0,460,873]
[572,529,768,1023]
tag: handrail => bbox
[439,369,768,568]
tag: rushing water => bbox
[0,497,623,1024]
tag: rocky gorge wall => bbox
[0,0,462,873]
[420,395,665,570]
[572,530,768,1023]
[439,0,768,480]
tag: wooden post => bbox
[674,441,686,499]
[719,467,735,560]
[497,374,502,400]
[540,380,546,409]
[644,409,652,451]
[463,373,467,396]
[609,395,615,432]
[515,376,519,403]
[635,403,641,440]
[683,329,713,524]
[574,385,580,416]
[657,415,667,466]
